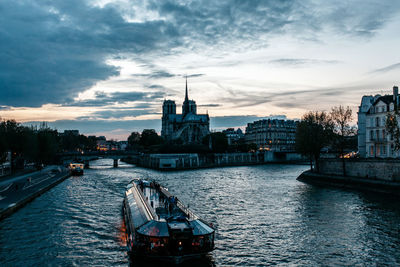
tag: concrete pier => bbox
[298,170,400,196]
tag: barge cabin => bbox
[123,179,215,263]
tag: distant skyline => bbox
[1,0,400,140]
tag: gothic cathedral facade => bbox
[161,79,210,144]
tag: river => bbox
[1,159,400,266]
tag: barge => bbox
[122,179,215,264]
[69,163,84,176]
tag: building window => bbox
[382,145,387,155]
[376,117,380,127]
[370,146,374,156]
[382,129,385,140]
[370,130,374,140]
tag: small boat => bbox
[69,163,84,175]
[123,179,215,264]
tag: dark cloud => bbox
[131,72,204,79]
[0,106,11,111]
[310,1,400,37]
[63,91,165,107]
[371,63,400,74]
[132,70,176,79]
[2,0,399,108]
[89,109,157,119]
[217,84,373,110]
[0,0,179,107]
[269,58,340,67]
[198,104,221,107]
[186,74,204,78]
[147,84,168,91]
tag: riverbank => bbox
[297,170,400,196]
[0,166,71,220]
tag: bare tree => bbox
[330,106,355,176]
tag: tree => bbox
[139,129,163,147]
[202,132,228,153]
[330,106,355,176]
[60,132,80,152]
[4,120,23,170]
[227,137,257,153]
[37,126,59,164]
[20,125,38,163]
[0,119,7,164]
[86,136,98,151]
[296,111,333,172]
[127,131,141,150]
[386,112,400,151]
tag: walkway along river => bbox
[1,159,400,266]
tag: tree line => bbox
[0,119,97,170]
[295,105,356,173]
[127,129,257,153]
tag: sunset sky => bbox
[1,0,400,140]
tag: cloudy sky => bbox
[1,0,400,140]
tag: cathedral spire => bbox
[185,75,188,101]
[183,75,190,115]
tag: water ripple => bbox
[1,161,400,266]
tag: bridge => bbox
[58,151,140,168]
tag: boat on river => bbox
[122,179,215,264]
[69,163,84,175]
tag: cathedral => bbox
[161,79,210,144]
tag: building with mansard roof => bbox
[245,119,298,151]
[357,85,399,158]
[161,79,210,144]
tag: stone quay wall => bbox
[319,158,400,182]
[123,151,306,170]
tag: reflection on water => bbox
[0,159,400,266]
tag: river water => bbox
[1,159,400,266]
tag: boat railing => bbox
[159,186,198,220]
[176,200,198,220]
